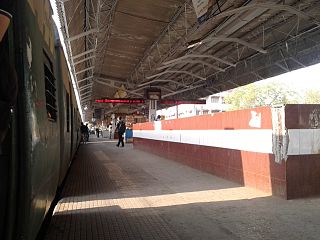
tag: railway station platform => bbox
[43,136,320,240]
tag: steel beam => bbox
[57,0,83,115]
[80,89,91,95]
[162,84,206,98]
[206,29,320,92]
[81,94,92,100]
[138,79,187,87]
[68,28,98,42]
[133,85,175,93]
[196,37,267,54]
[157,60,225,72]
[210,3,320,27]
[147,70,206,81]
[72,49,96,60]
[81,90,91,96]
[78,76,93,84]
[76,66,95,75]
[79,85,93,91]
[128,3,187,82]
[81,96,92,102]
[94,0,118,74]
[163,54,236,67]
[94,75,128,84]
[93,79,143,97]
[74,55,96,65]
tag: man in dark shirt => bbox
[85,123,89,141]
[116,117,126,147]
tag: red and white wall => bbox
[133,105,320,199]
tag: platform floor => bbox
[44,136,320,240]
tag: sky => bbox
[257,62,320,93]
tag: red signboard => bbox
[160,100,206,105]
[95,99,145,104]
[95,98,205,105]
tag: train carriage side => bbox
[13,1,62,239]
[0,3,18,240]
[74,107,81,148]
[71,91,81,155]
[0,1,81,240]
[55,40,74,186]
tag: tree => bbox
[224,84,258,110]
[224,81,300,110]
[304,89,320,104]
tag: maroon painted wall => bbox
[134,105,320,199]
[134,138,287,198]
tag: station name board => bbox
[161,100,206,105]
[95,99,206,105]
[95,99,145,104]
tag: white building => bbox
[157,92,230,120]
[204,92,230,113]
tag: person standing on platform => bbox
[96,127,100,138]
[80,122,89,143]
[108,123,112,139]
[116,117,126,147]
[85,123,89,141]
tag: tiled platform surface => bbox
[44,137,320,240]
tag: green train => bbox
[0,1,81,240]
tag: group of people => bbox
[79,123,103,142]
[95,127,103,138]
[80,122,89,143]
[80,117,126,147]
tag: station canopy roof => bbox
[56,0,320,120]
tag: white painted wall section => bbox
[134,130,273,154]
[134,129,320,156]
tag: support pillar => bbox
[149,100,157,122]
[111,114,115,139]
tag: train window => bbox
[66,91,70,132]
[43,54,57,121]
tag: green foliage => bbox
[224,82,301,110]
[304,89,320,104]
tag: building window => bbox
[211,96,220,103]
[44,53,57,121]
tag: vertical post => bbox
[111,113,115,139]
[149,100,157,122]
[176,105,179,119]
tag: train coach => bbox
[0,1,81,240]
